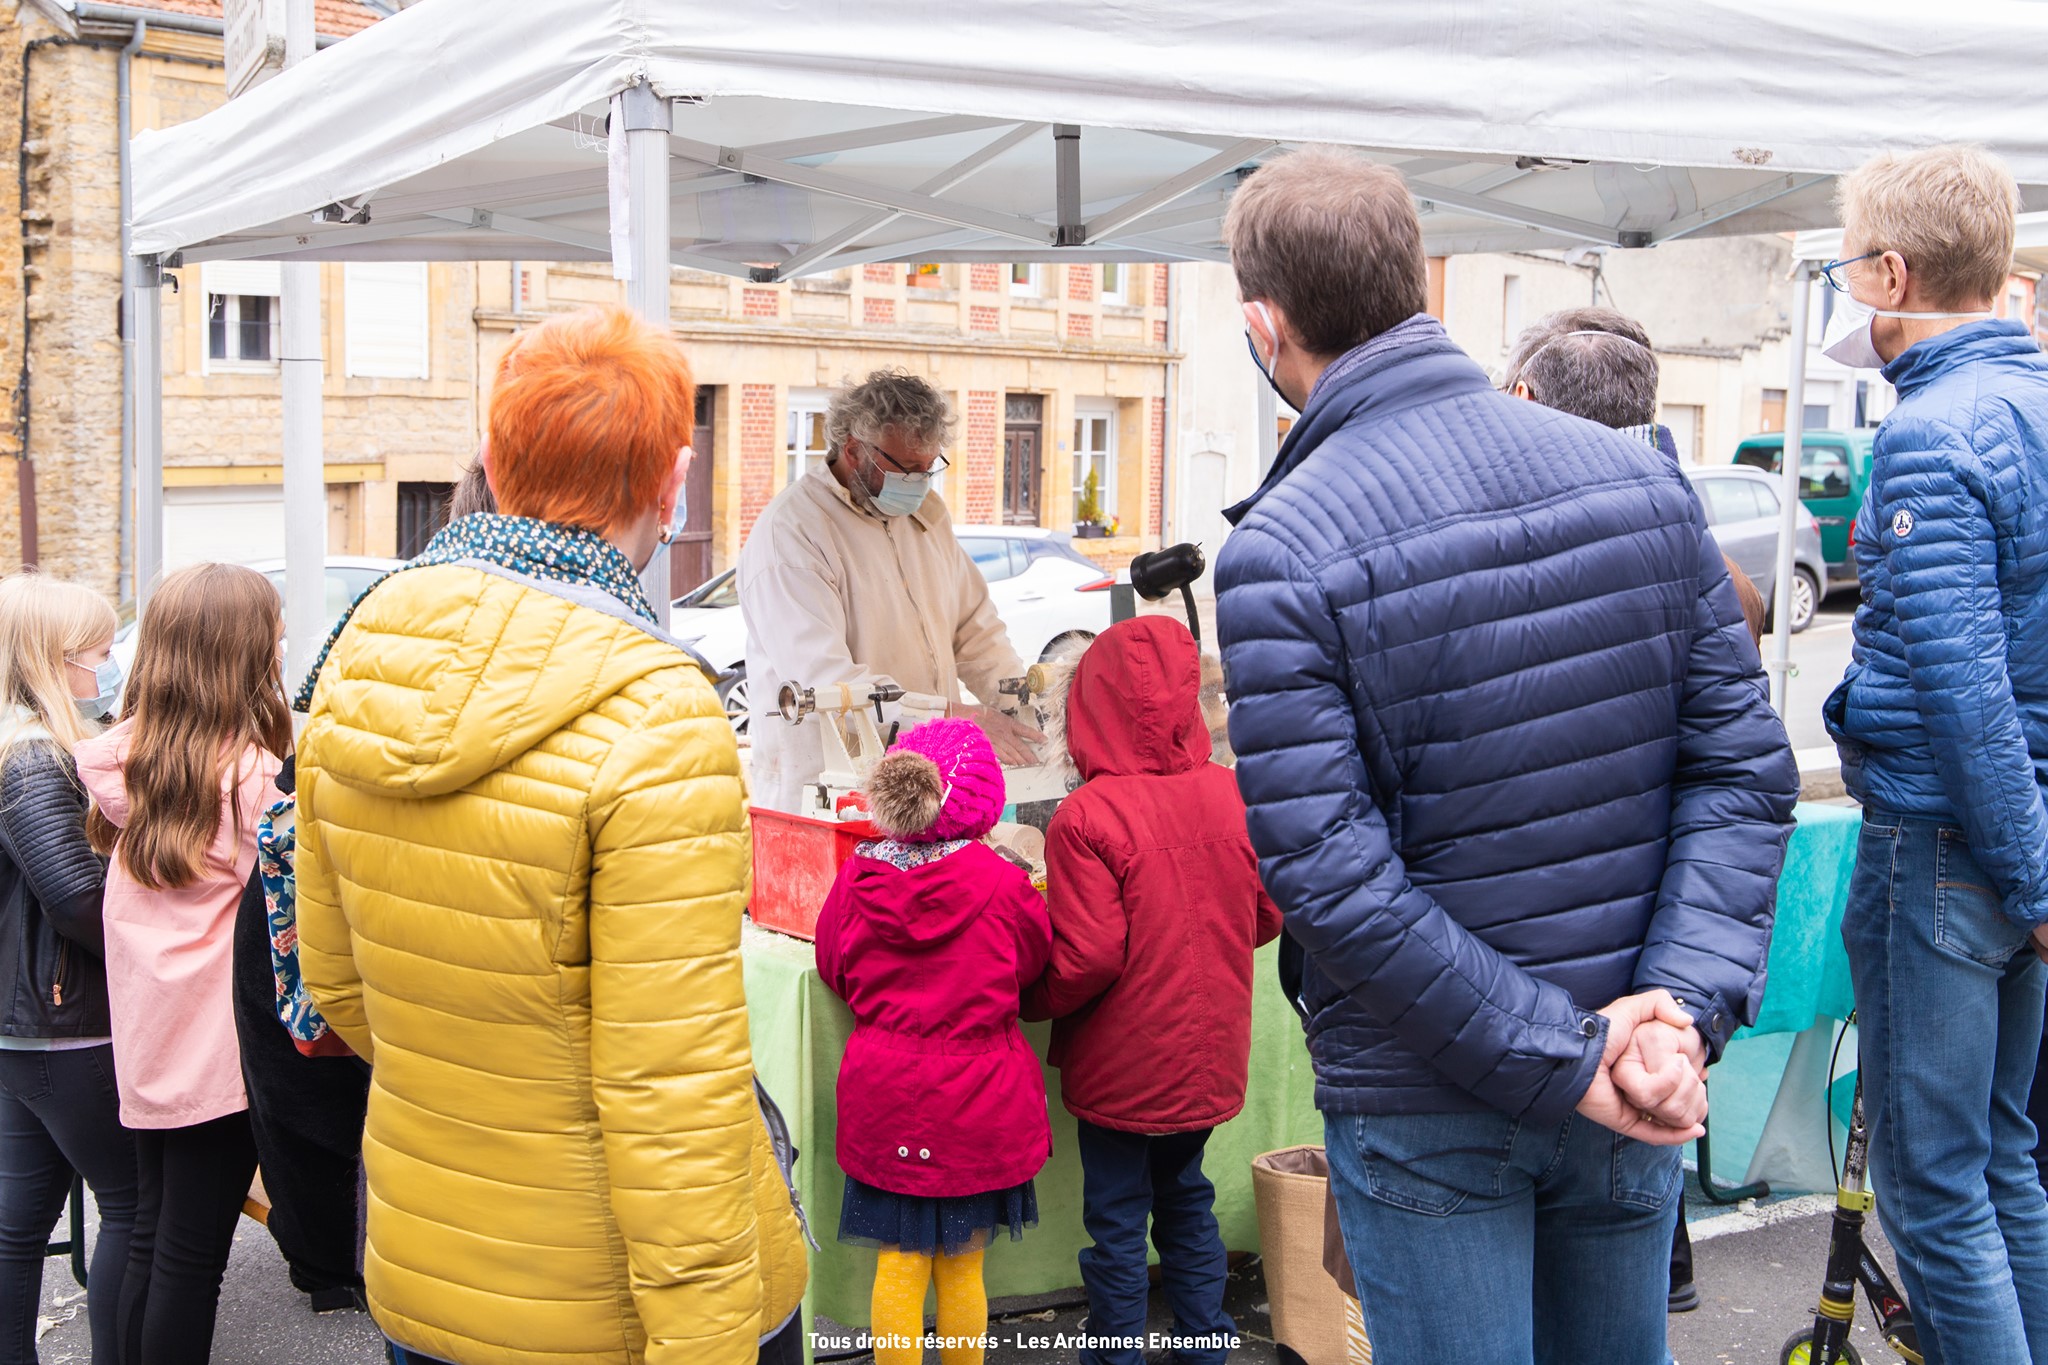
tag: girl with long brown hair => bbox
[0,573,137,1365]
[75,563,289,1365]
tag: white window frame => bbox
[2008,285,2029,322]
[343,262,431,380]
[1072,402,1117,524]
[206,294,279,372]
[786,388,832,486]
[202,260,282,374]
[1099,263,1126,305]
[1009,263,1043,297]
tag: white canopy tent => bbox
[125,0,2048,694]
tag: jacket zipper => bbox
[51,941,66,1008]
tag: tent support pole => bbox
[131,260,163,610]
[1054,125,1081,246]
[281,0,327,697]
[1768,264,1814,714]
[618,81,674,628]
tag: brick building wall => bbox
[963,391,998,524]
[739,383,777,543]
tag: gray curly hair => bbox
[826,369,956,461]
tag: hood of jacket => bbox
[843,844,999,948]
[1882,318,2038,398]
[1059,616,1210,782]
[73,718,134,828]
[306,562,704,801]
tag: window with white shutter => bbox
[344,263,430,379]
[202,261,282,371]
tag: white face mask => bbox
[1820,290,1993,370]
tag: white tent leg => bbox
[281,0,326,695]
[1768,265,1814,714]
[616,81,674,629]
[281,260,326,691]
[131,264,164,610]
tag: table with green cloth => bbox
[742,802,1865,1329]
[1708,801,1866,1194]
[743,921,1323,1329]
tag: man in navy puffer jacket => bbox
[1214,148,1797,1364]
[1822,145,2048,1365]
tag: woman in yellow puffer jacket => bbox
[292,306,806,1365]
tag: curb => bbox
[1795,746,1845,803]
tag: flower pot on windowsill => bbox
[1074,523,1107,539]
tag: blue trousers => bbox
[1324,1107,1680,1365]
[1843,812,2048,1365]
[1074,1120,1234,1365]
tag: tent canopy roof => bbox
[131,0,2048,277]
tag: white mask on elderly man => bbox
[1820,292,1993,371]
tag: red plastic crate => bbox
[749,805,878,940]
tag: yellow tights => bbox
[871,1243,988,1365]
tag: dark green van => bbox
[1731,430,1876,583]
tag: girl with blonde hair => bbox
[76,563,289,1365]
[0,573,136,1365]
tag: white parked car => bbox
[114,556,403,692]
[674,526,1115,734]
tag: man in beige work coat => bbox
[740,370,1044,813]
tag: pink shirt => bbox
[75,723,281,1129]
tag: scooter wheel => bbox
[1780,1328,1865,1365]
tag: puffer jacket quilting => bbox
[1215,316,1799,1121]
[1826,321,2048,926]
[295,563,805,1365]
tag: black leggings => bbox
[117,1111,258,1365]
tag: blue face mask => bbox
[668,484,688,542]
[69,657,121,721]
[872,471,931,518]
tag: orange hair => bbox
[486,306,695,531]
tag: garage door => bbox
[163,485,287,570]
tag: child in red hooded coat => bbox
[1024,616,1283,1365]
[814,717,1051,1365]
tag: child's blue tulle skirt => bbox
[837,1176,1038,1257]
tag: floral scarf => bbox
[292,513,656,712]
[856,837,973,870]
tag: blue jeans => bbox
[1842,812,2048,1365]
[1324,1108,1679,1365]
[1074,1120,1234,1365]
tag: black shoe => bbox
[1667,1281,1700,1314]
[309,1285,367,1314]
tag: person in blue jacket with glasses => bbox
[1823,144,2048,1365]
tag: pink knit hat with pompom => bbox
[870,717,1006,843]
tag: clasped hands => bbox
[1574,990,1710,1147]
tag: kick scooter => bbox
[1778,1019,1921,1365]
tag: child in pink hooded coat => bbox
[814,717,1051,1365]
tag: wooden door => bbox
[1002,394,1044,526]
[1003,426,1042,525]
[669,387,716,593]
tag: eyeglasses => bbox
[1818,252,1879,294]
[857,439,948,479]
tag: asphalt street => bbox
[1783,597,1859,758]
[28,1181,1908,1364]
